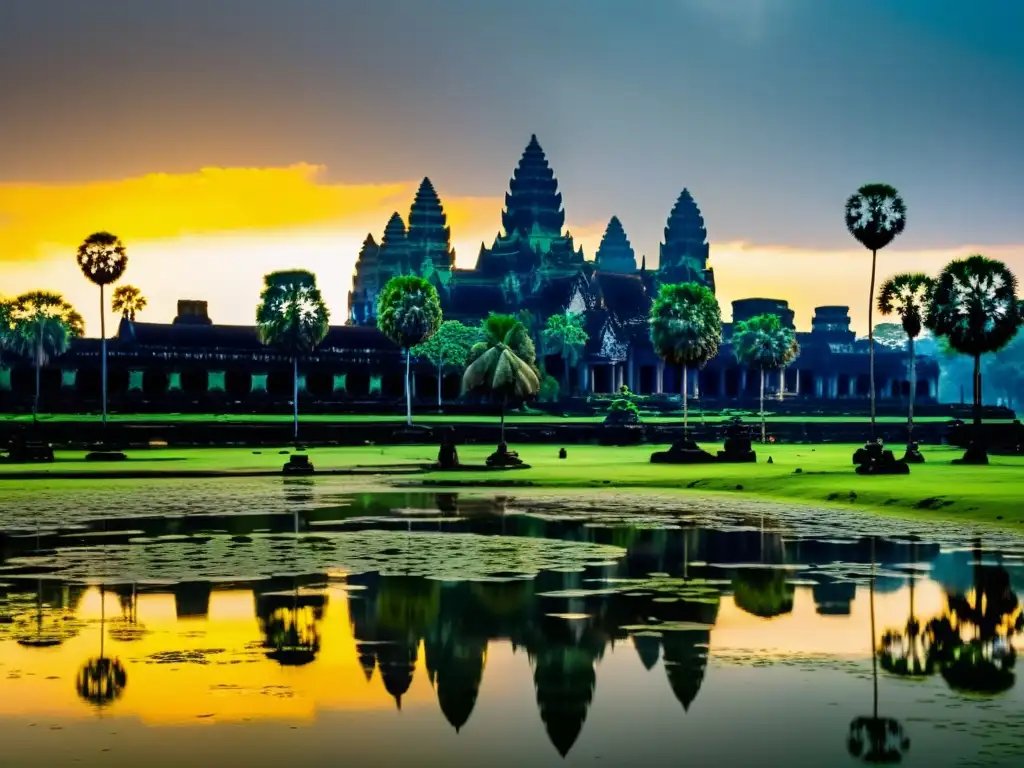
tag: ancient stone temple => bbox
[2,133,941,413]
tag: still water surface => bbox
[0,480,1022,767]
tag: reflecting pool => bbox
[0,482,1022,767]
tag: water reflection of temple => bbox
[1,517,1020,760]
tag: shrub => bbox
[608,398,640,416]
[539,374,560,403]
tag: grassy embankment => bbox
[0,412,992,425]
[0,443,1021,530]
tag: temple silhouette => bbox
[0,134,940,408]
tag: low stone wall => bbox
[0,417,964,449]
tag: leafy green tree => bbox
[75,232,128,428]
[9,291,83,415]
[648,282,722,434]
[377,275,443,425]
[111,284,147,321]
[870,322,909,350]
[731,313,799,443]
[541,311,589,397]
[925,256,1021,440]
[462,313,541,448]
[255,270,330,440]
[878,273,934,448]
[0,298,15,368]
[845,184,907,440]
[411,320,480,409]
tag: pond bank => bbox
[0,443,1020,530]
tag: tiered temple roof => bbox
[594,216,638,274]
[475,135,583,277]
[348,234,381,324]
[378,212,409,274]
[406,177,455,275]
[658,189,715,291]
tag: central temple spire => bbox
[406,177,455,272]
[500,134,566,246]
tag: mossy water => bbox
[1,482,1022,767]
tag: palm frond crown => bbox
[8,291,81,363]
[844,183,907,252]
[76,231,128,286]
[732,313,799,370]
[877,272,934,340]
[924,255,1021,357]
[255,270,331,354]
[648,282,722,367]
[462,313,541,400]
[376,275,442,348]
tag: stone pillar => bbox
[928,377,937,400]
[739,368,748,397]
[718,368,727,399]
[778,368,785,400]
[830,374,839,399]
[580,363,590,394]
[627,352,635,393]
[814,375,824,399]
[656,361,664,394]
[692,369,700,400]
[795,369,801,395]
[616,363,625,392]
[847,376,856,397]
[128,370,144,392]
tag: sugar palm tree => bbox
[75,232,128,428]
[8,291,83,415]
[845,184,907,440]
[0,298,14,369]
[111,284,147,321]
[377,275,443,426]
[925,256,1020,462]
[877,273,934,451]
[731,313,799,443]
[255,270,330,441]
[648,282,722,435]
[462,313,541,449]
[541,311,589,397]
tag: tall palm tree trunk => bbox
[500,395,507,446]
[907,336,916,445]
[759,368,766,444]
[436,358,443,411]
[868,248,878,441]
[562,353,571,399]
[34,324,41,416]
[682,362,689,436]
[292,356,299,441]
[100,283,107,429]
[405,349,413,426]
[973,353,982,427]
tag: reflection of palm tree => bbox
[258,585,327,667]
[76,587,128,708]
[847,539,910,763]
[879,544,934,680]
[925,545,1021,695]
[15,580,80,648]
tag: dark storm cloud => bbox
[1,0,1022,250]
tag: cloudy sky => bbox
[1,0,1021,333]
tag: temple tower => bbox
[475,135,583,276]
[348,234,381,324]
[378,212,410,275]
[594,216,638,274]
[657,189,715,291]
[406,177,455,274]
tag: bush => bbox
[539,375,560,403]
[608,398,640,416]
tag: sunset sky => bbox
[2,0,1022,335]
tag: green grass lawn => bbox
[1,442,1021,530]
[0,411,992,425]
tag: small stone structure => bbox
[852,441,910,475]
[486,442,528,468]
[651,436,717,464]
[902,442,925,464]
[283,454,314,474]
[716,418,757,463]
[436,428,459,469]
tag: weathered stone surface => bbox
[651,439,717,464]
[853,441,910,475]
[283,454,314,474]
[716,418,757,463]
